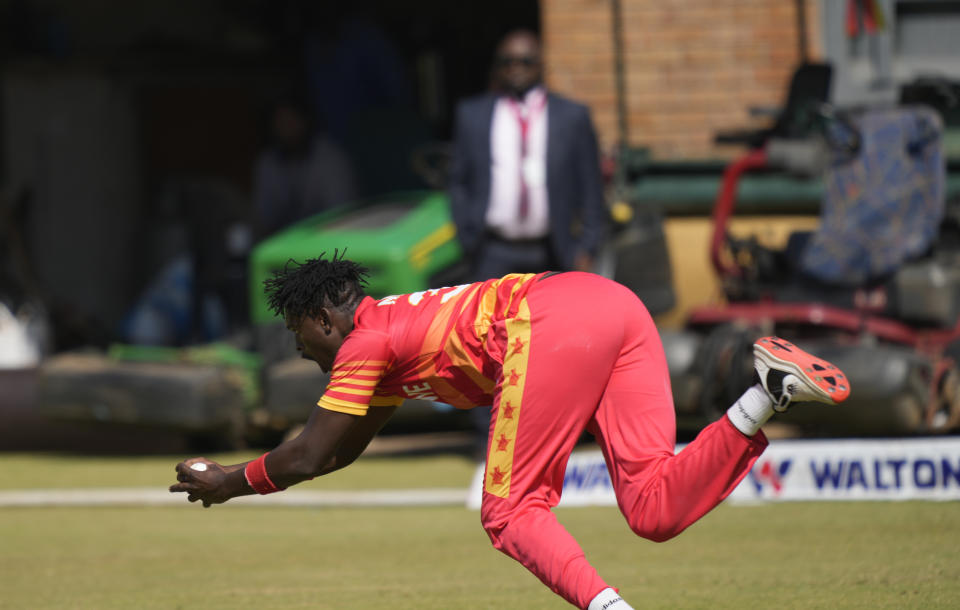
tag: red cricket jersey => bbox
[317,273,544,416]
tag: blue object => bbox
[801,106,945,285]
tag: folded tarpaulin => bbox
[801,105,945,285]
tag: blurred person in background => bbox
[448,29,608,281]
[252,93,357,238]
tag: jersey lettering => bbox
[393,284,470,307]
[407,288,438,306]
[402,382,439,401]
[440,284,469,303]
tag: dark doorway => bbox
[0,0,541,346]
[248,1,542,196]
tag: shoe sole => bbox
[754,337,851,404]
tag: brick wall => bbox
[542,0,822,159]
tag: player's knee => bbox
[626,517,684,543]
[479,506,509,551]
[481,495,555,551]
[641,528,680,543]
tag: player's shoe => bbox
[753,336,850,412]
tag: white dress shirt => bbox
[486,86,549,240]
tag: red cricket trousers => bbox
[478,272,767,609]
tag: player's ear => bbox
[316,308,334,334]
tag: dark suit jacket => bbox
[448,91,607,270]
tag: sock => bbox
[587,588,635,610]
[726,384,775,436]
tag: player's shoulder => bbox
[337,315,394,364]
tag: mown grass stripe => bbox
[0,487,468,508]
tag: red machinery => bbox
[675,107,960,436]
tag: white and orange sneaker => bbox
[753,336,851,412]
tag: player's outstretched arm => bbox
[264,403,398,484]
[309,404,398,476]
[169,404,396,507]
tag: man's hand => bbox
[169,458,242,508]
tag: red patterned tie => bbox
[516,107,530,221]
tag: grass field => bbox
[2,452,959,609]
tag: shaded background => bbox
[5,0,958,352]
[2,0,959,450]
[0,0,539,350]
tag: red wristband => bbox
[244,453,285,494]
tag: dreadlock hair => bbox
[263,250,369,323]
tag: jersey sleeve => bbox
[317,329,402,416]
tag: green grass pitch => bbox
[2,452,958,609]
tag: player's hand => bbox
[169,458,233,508]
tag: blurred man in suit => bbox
[449,29,607,281]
